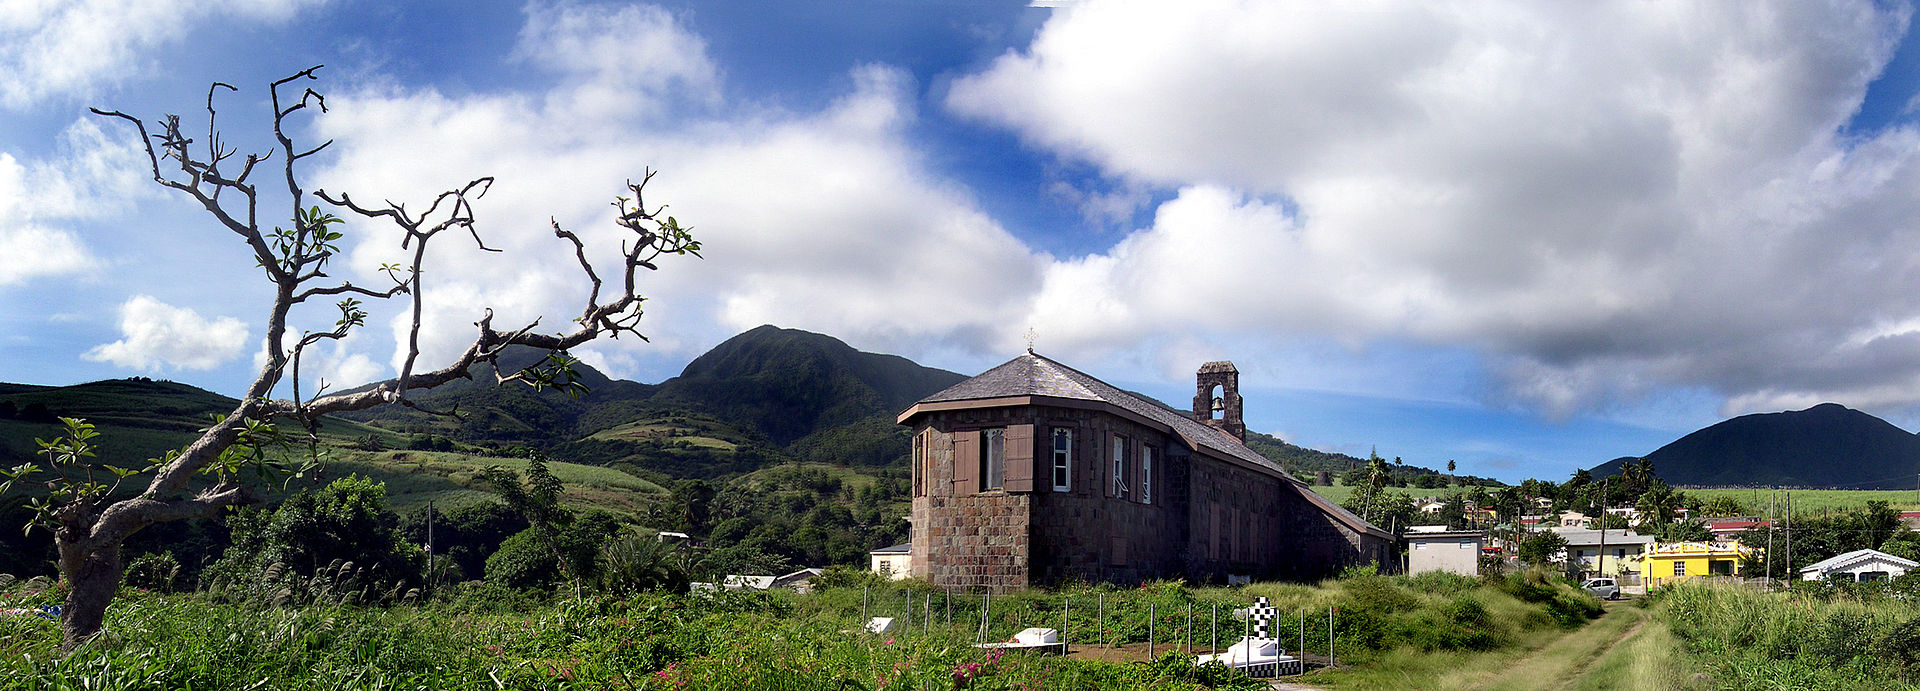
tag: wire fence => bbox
[832,584,1340,678]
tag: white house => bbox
[1799,549,1918,583]
[869,543,911,581]
[1406,529,1484,577]
[1551,528,1654,579]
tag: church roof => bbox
[905,351,1388,539]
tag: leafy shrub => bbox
[203,476,424,607]
[122,552,180,593]
[484,529,562,590]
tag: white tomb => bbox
[972,627,1065,653]
[1195,636,1302,677]
[1195,596,1302,676]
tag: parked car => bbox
[1581,577,1621,600]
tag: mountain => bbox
[647,325,966,445]
[0,378,247,465]
[335,325,966,475]
[1590,403,1920,489]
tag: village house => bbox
[897,353,1395,591]
[1405,526,1484,577]
[869,542,911,581]
[1703,518,1770,542]
[1641,542,1754,589]
[1799,548,1917,583]
[1551,528,1654,580]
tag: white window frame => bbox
[983,428,1005,490]
[1051,428,1072,492]
[1140,445,1153,504]
[1111,436,1129,499]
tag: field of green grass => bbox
[0,569,1607,691]
[331,449,670,514]
[587,419,739,450]
[1684,487,1920,514]
[1305,483,1920,516]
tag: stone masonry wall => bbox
[910,403,1188,590]
[1186,456,1385,581]
[910,406,1034,592]
[911,400,1390,590]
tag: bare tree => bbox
[0,66,698,652]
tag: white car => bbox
[1581,578,1621,600]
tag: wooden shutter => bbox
[1004,424,1035,492]
[951,430,980,495]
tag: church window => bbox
[1140,445,1153,504]
[1051,428,1072,492]
[983,428,1006,490]
[1111,435,1130,499]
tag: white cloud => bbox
[313,5,1045,376]
[512,2,720,123]
[0,118,150,287]
[83,295,249,371]
[954,0,1920,416]
[0,0,323,109]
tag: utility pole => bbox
[1765,490,1775,586]
[1785,492,1793,581]
[1597,476,1608,581]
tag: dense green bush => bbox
[203,476,424,607]
[484,530,563,590]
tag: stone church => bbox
[897,352,1395,591]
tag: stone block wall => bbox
[910,402,1188,590]
[909,398,1392,590]
[1186,456,1388,581]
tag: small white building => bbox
[869,543,911,581]
[1406,529,1484,576]
[1799,549,1918,583]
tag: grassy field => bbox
[1305,483,1920,516]
[1307,603,1695,690]
[586,418,740,451]
[1684,487,1920,514]
[0,570,1606,690]
[331,449,670,514]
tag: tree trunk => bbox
[55,532,123,654]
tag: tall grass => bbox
[1656,580,1920,690]
[0,570,1605,690]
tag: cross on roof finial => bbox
[1024,326,1036,354]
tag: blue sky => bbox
[4,1,1920,484]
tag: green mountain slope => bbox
[1591,403,1920,489]
[647,325,966,445]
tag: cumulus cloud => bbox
[0,0,322,109]
[84,295,249,371]
[313,3,1043,376]
[0,118,150,287]
[955,0,1920,417]
[512,2,721,123]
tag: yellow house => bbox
[1641,541,1754,588]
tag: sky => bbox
[3,1,1920,484]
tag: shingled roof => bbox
[903,352,1389,539]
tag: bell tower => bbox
[1191,361,1244,442]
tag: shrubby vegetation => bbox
[1656,577,1920,689]
[0,565,1611,690]
[203,476,426,607]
